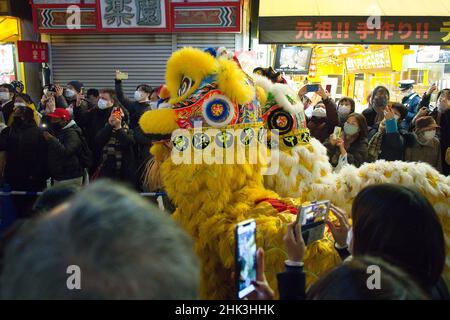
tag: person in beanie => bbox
[56,81,90,118]
[405,116,442,172]
[43,108,85,186]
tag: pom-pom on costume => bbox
[139,47,340,299]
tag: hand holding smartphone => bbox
[235,219,257,299]
[333,126,342,140]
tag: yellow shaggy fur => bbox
[216,58,255,105]
[151,144,340,299]
[166,47,217,105]
[138,108,179,135]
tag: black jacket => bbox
[0,101,14,125]
[74,105,129,171]
[115,79,152,129]
[0,124,48,190]
[95,123,136,186]
[46,121,84,181]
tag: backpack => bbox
[75,130,93,169]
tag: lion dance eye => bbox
[178,76,194,97]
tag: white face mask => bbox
[346,227,353,254]
[423,130,436,141]
[150,101,158,110]
[14,102,27,108]
[97,99,110,110]
[338,104,351,116]
[312,107,327,118]
[134,90,147,102]
[0,92,10,101]
[65,89,75,98]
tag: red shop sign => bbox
[17,41,49,63]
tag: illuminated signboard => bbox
[346,48,391,72]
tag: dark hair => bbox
[0,83,15,93]
[390,102,408,120]
[13,93,32,105]
[33,183,81,214]
[86,88,99,98]
[338,97,356,113]
[0,180,199,299]
[437,88,450,101]
[307,256,428,300]
[346,113,368,140]
[136,84,153,94]
[370,86,390,104]
[351,184,445,290]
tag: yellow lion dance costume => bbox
[139,48,340,299]
[254,75,450,287]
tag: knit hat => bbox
[415,116,439,133]
[67,81,84,93]
[11,80,24,92]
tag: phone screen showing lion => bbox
[235,219,257,299]
[297,200,330,245]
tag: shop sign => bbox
[17,41,49,63]
[98,0,169,31]
[31,1,242,33]
[346,48,391,72]
[259,16,450,45]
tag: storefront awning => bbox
[0,16,20,43]
[259,0,450,17]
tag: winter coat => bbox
[46,120,84,181]
[307,97,339,143]
[115,79,152,129]
[0,123,48,190]
[405,136,442,173]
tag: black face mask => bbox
[373,96,388,108]
[50,122,64,132]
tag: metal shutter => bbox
[50,34,172,95]
[175,33,239,51]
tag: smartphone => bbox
[235,219,257,299]
[306,84,319,92]
[326,84,332,93]
[333,126,342,139]
[295,200,330,245]
[116,71,129,80]
[112,107,122,119]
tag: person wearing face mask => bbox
[305,85,339,143]
[9,94,41,127]
[56,81,89,123]
[114,71,152,129]
[398,80,421,130]
[0,84,15,125]
[336,97,355,126]
[324,113,368,169]
[368,103,410,162]
[405,116,442,172]
[43,108,85,186]
[362,86,390,139]
[93,89,136,186]
[0,105,49,218]
[412,88,450,133]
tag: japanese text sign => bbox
[17,41,49,63]
[259,16,450,45]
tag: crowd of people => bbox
[299,82,450,175]
[0,180,446,299]
[0,70,449,300]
